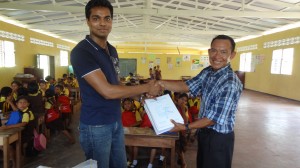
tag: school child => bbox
[131,106,159,168]
[0,96,35,168]
[62,73,68,84]
[66,77,79,88]
[121,98,141,167]
[45,75,56,91]
[121,98,141,127]
[69,73,79,87]
[11,81,22,101]
[0,86,16,117]
[57,81,70,97]
[174,93,189,168]
[55,84,72,128]
[39,80,48,97]
[188,94,200,122]
[44,89,75,144]
[27,81,45,118]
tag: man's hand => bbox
[147,80,162,97]
[169,119,185,132]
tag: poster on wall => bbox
[141,57,146,64]
[191,59,200,70]
[191,64,202,70]
[183,54,190,61]
[176,57,182,67]
[148,54,156,60]
[167,57,172,64]
[200,55,210,68]
[149,61,154,68]
[156,58,160,65]
[167,57,173,69]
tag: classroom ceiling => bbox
[0,0,300,49]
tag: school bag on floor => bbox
[33,129,47,151]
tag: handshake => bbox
[146,80,166,97]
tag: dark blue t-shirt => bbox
[70,35,121,125]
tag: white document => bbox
[144,94,184,135]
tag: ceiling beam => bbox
[26,24,259,36]
[0,2,299,18]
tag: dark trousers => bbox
[197,128,234,168]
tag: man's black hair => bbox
[211,35,236,52]
[85,0,113,19]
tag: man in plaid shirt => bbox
[158,35,243,168]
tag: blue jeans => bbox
[79,121,127,168]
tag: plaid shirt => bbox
[186,64,243,133]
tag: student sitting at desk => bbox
[0,96,35,168]
[128,96,166,168]
[55,84,72,129]
[0,86,15,117]
[121,98,141,127]
[11,81,22,101]
[121,98,141,167]
[44,89,75,144]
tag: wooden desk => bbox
[0,127,24,168]
[124,127,178,168]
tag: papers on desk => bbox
[144,94,184,135]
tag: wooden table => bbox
[0,127,24,168]
[124,127,178,168]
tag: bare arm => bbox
[0,122,27,130]
[158,80,189,93]
[83,69,161,99]
[6,95,17,111]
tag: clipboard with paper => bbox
[144,94,184,135]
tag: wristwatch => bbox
[185,123,191,133]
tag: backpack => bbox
[5,110,23,125]
[45,99,60,123]
[57,95,71,113]
[33,128,47,151]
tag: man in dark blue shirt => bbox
[158,35,243,168]
[70,0,161,167]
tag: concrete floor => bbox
[20,89,300,168]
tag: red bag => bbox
[33,129,47,151]
[45,108,60,123]
[57,95,71,113]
